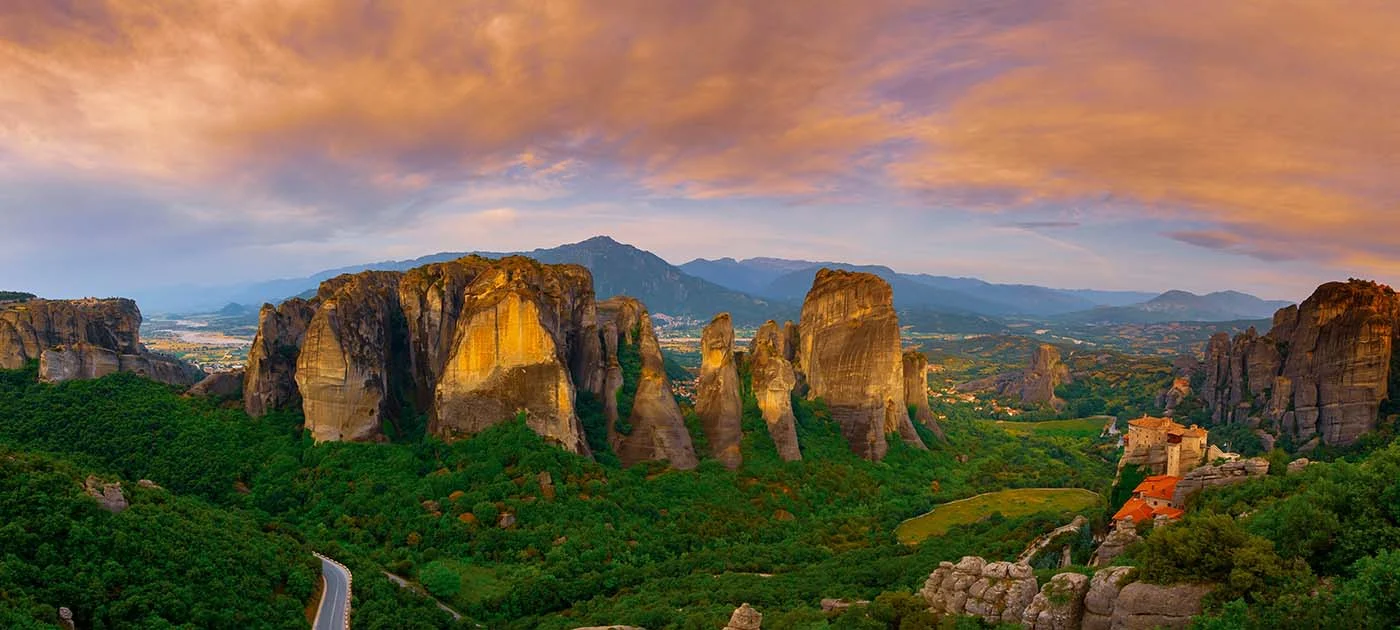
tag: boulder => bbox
[1090,528,1142,567]
[749,320,802,461]
[1109,582,1210,630]
[696,313,743,469]
[297,271,405,442]
[820,598,870,613]
[1082,566,1135,630]
[920,557,1036,625]
[600,297,698,469]
[797,269,923,460]
[903,350,946,440]
[432,258,594,454]
[1286,458,1312,474]
[1022,572,1091,630]
[244,298,317,416]
[724,603,762,630]
[187,369,245,399]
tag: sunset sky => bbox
[2,1,1397,301]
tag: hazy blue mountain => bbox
[679,257,817,295]
[1057,290,1295,323]
[1055,288,1160,307]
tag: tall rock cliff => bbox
[244,298,317,417]
[296,272,407,442]
[0,298,200,386]
[1201,280,1399,445]
[797,269,925,460]
[903,349,946,441]
[696,313,743,469]
[432,258,595,454]
[398,257,492,411]
[1012,344,1072,408]
[750,320,802,461]
[600,297,698,469]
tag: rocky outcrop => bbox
[1201,280,1400,445]
[750,320,802,461]
[724,603,762,630]
[1089,528,1142,567]
[398,257,492,411]
[1012,344,1072,408]
[433,258,595,454]
[1109,582,1210,630]
[696,313,743,469]
[84,475,127,513]
[1022,572,1090,630]
[187,369,245,399]
[1081,566,1134,630]
[297,272,406,442]
[797,269,924,460]
[244,298,317,417]
[0,297,200,386]
[920,557,1038,625]
[903,350,946,440]
[1157,377,1191,416]
[601,297,698,469]
[1170,457,1269,506]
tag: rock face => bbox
[432,258,595,454]
[296,271,407,443]
[1109,582,1210,630]
[1157,377,1191,416]
[398,257,492,411]
[1090,528,1142,567]
[1081,566,1134,630]
[750,320,802,461]
[1170,457,1269,506]
[1022,572,1090,630]
[1201,280,1399,445]
[0,298,201,386]
[601,297,698,469]
[187,369,245,399]
[1013,344,1072,408]
[920,557,1038,626]
[696,313,743,469]
[84,475,128,514]
[903,350,946,440]
[798,269,924,460]
[244,298,317,417]
[724,603,762,630]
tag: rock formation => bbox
[432,258,596,454]
[1169,457,1269,506]
[84,475,128,514]
[749,320,802,461]
[903,349,946,440]
[696,313,743,468]
[0,297,201,386]
[1201,280,1400,445]
[1089,528,1142,567]
[1157,377,1191,416]
[600,297,698,469]
[398,257,492,410]
[797,269,924,460]
[1021,572,1090,630]
[920,557,1039,625]
[187,369,245,399]
[922,559,1210,630]
[1011,344,1072,408]
[724,603,762,630]
[244,298,317,417]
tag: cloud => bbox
[1006,221,1080,230]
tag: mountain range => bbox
[131,236,1293,326]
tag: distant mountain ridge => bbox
[1055,290,1294,324]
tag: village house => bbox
[1112,474,1185,529]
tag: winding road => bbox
[312,554,352,630]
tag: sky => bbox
[2,1,1398,302]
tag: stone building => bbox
[1119,416,1207,477]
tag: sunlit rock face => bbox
[797,269,924,460]
[432,257,593,455]
[398,257,492,412]
[244,298,317,417]
[696,313,743,469]
[1202,279,1400,446]
[902,349,945,441]
[600,296,698,469]
[750,320,802,461]
[296,271,405,443]
[0,297,200,386]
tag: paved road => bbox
[313,554,351,630]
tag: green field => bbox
[989,416,1113,440]
[895,488,1103,545]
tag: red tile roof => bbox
[1134,475,1181,501]
[1112,498,1155,524]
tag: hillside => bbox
[1057,290,1293,323]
